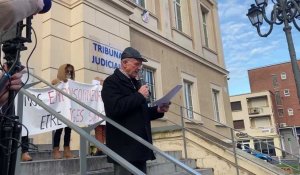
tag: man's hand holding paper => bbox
[157,102,171,113]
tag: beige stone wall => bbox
[153,130,286,175]
[230,91,283,157]
[23,0,133,148]
[14,0,232,150]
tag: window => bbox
[281,72,287,80]
[135,0,145,8]
[250,116,271,128]
[275,91,282,105]
[272,74,278,88]
[237,140,250,151]
[284,89,290,96]
[231,101,242,111]
[174,0,182,31]
[181,73,201,121]
[288,108,294,116]
[233,120,245,130]
[142,67,156,104]
[278,108,284,117]
[254,139,276,156]
[201,7,209,47]
[183,81,194,119]
[212,89,220,122]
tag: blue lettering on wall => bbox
[92,56,120,69]
[93,43,122,59]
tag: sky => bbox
[218,0,300,96]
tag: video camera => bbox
[0,1,52,175]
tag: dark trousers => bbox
[21,136,29,153]
[114,161,146,175]
[53,127,71,147]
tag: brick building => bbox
[248,61,300,155]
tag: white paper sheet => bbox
[153,85,182,106]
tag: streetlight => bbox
[247,0,300,102]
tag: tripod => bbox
[0,17,32,175]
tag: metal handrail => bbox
[171,102,300,159]
[167,103,300,173]
[24,72,201,175]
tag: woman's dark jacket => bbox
[101,68,164,162]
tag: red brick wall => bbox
[248,61,300,126]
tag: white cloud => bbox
[218,0,300,95]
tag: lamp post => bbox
[247,0,300,102]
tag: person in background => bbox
[92,77,106,156]
[101,47,170,174]
[21,136,32,161]
[51,64,76,159]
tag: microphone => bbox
[138,70,146,86]
[39,0,52,14]
[138,70,152,103]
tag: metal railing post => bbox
[14,92,24,175]
[230,128,239,175]
[15,82,40,175]
[20,73,201,175]
[80,127,88,175]
[20,89,146,175]
[180,106,188,159]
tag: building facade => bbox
[248,61,300,155]
[230,91,282,157]
[11,0,232,149]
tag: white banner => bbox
[22,80,105,136]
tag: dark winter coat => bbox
[101,68,164,163]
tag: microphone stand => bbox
[0,17,32,175]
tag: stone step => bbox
[20,154,206,175]
[167,168,214,175]
[20,155,112,175]
[147,159,196,175]
[154,150,183,163]
[28,150,80,161]
[27,149,183,162]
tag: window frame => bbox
[181,72,201,121]
[183,80,194,119]
[142,67,156,104]
[284,89,290,96]
[174,0,183,31]
[272,74,279,88]
[210,83,225,124]
[275,91,282,105]
[212,89,221,122]
[288,108,294,116]
[201,6,209,47]
[231,101,242,111]
[135,0,146,8]
[281,72,287,80]
[278,108,284,117]
[254,139,276,156]
[233,120,245,130]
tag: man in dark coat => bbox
[101,47,170,174]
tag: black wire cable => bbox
[3,25,37,114]
[0,24,38,155]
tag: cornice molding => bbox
[129,20,228,75]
